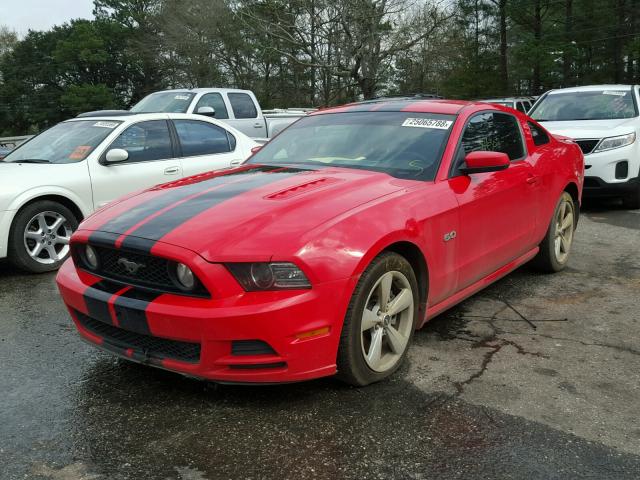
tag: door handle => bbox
[254,122,263,128]
[230,159,242,166]
[164,166,180,175]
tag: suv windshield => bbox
[131,92,195,113]
[531,89,637,121]
[3,120,121,164]
[247,111,455,181]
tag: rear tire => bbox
[8,200,78,273]
[532,191,576,273]
[336,252,419,386]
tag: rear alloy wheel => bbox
[8,201,78,273]
[533,191,576,273]
[337,252,419,386]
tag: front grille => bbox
[575,139,600,155]
[75,310,201,363]
[74,245,209,297]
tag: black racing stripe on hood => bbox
[119,167,305,253]
[89,165,283,247]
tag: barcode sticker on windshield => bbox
[175,95,190,100]
[402,118,453,129]
[603,91,627,96]
[93,121,119,128]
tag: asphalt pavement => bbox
[1,201,639,480]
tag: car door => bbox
[225,92,267,138]
[447,111,540,290]
[172,119,245,176]
[88,119,182,209]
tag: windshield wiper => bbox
[14,159,51,164]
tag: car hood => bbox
[81,164,408,261]
[0,162,86,206]
[540,118,637,139]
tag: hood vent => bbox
[265,177,342,200]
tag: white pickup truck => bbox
[128,88,313,140]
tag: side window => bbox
[108,120,172,163]
[528,121,550,146]
[228,93,258,119]
[460,112,525,162]
[194,93,229,119]
[516,102,526,113]
[174,120,231,157]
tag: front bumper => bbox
[583,175,639,198]
[56,259,354,383]
[0,210,15,259]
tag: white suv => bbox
[0,113,257,272]
[529,85,640,208]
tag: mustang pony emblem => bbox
[117,258,145,275]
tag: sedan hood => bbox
[0,162,87,208]
[82,164,407,261]
[540,118,637,139]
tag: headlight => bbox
[593,132,636,153]
[172,262,196,291]
[226,262,311,291]
[84,245,99,270]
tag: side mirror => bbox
[461,151,510,174]
[104,148,129,164]
[197,106,215,117]
[250,145,262,155]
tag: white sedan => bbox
[0,112,258,272]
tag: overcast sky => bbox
[0,0,95,36]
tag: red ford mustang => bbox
[56,99,584,386]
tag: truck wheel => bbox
[336,252,419,386]
[8,200,78,273]
[532,192,576,273]
[622,182,640,210]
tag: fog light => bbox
[84,245,98,270]
[175,263,196,290]
[615,161,629,179]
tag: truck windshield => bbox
[530,90,637,121]
[3,120,121,164]
[131,92,195,113]
[247,111,455,181]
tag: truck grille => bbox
[575,139,600,155]
[75,309,201,363]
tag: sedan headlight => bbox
[593,132,636,153]
[226,262,311,291]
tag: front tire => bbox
[532,191,576,273]
[8,200,78,273]
[336,252,419,386]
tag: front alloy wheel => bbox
[533,191,576,273]
[23,211,72,265]
[337,252,419,386]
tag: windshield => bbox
[3,120,121,164]
[131,92,195,113]
[247,112,455,181]
[531,90,637,121]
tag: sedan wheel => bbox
[23,211,73,265]
[337,252,419,386]
[8,200,79,273]
[361,271,414,373]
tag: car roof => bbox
[483,97,530,102]
[546,84,635,94]
[147,87,254,95]
[67,112,214,122]
[312,99,489,116]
